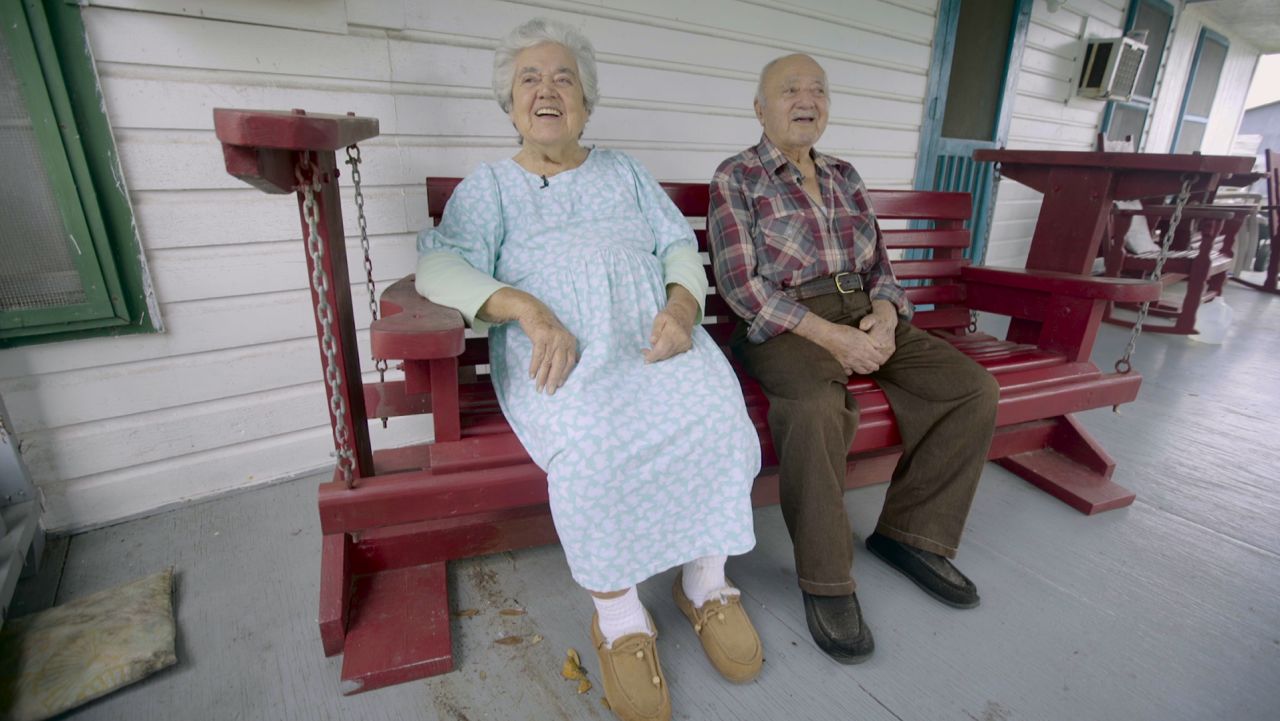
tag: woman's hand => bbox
[519,305,579,394]
[480,288,579,395]
[643,285,698,364]
[643,309,694,363]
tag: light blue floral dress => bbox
[418,150,759,591]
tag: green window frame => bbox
[1101,0,1175,150]
[1170,27,1229,154]
[0,0,156,348]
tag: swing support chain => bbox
[1112,175,1194,394]
[297,153,357,487]
[345,144,390,428]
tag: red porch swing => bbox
[214,108,1170,696]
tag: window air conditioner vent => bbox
[1077,36,1147,101]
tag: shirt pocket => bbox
[833,212,878,270]
[758,212,817,274]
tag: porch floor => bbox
[19,284,1280,721]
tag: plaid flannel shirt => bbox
[709,135,912,344]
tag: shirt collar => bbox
[754,133,839,179]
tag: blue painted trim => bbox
[970,0,1032,266]
[1202,26,1229,48]
[913,0,1030,188]
[1101,98,1116,138]
[912,0,1031,266]
[1101,0,1174,146]
[993,0,1032,147]
[905,0,960,280]
[1170,26,1229,152]
[1141,0,1176,18]
[911,0,959,191]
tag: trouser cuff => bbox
[874,522,958,559]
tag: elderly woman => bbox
[414,17,762,721]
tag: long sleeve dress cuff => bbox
[414,250,511,333]
[661,244,708,322]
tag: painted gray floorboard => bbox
[38,285,1280,721]
[1073,287,1280,556]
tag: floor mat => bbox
[0,568,177,721]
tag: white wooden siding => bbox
[3,0,1262,532]
[985,0,1261,268]
[985,0,1127,268]
[0,0,941,532]
[1143,3,1260,156]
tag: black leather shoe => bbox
[865,532,980,609]
[801,591,875,664]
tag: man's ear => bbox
[753,98,764,125]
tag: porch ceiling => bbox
[1187,0,1280,53]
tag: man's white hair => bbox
[493,17,600,114]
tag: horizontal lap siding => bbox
[986,0,1262,269]
[0,0,938,532]
[1144,4,1260,156]
[985,0,1125,268]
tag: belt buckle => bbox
[834,272,859,294]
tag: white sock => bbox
[592,587,650,646]
[682,555,739,607]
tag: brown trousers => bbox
[732,291,998,596]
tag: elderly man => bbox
[708,53,998,663]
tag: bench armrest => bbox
[960,266,1162,303]
[370,275,466,360]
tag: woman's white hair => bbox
[493,17,600,115]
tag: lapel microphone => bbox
[540,174,549,189]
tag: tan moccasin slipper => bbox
[672,571,763,683]
[590,612,671,721]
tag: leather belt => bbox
[783,272,865,301]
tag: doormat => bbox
[0,568,177,721]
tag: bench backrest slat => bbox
[883,229,971,249]
[425,178,974,367]
[891,258,967,280]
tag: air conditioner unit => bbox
[1077,36,1148,101]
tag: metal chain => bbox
[345,146,379,329]
[297,154,356,487]
[1114,176,1194,377]
[345,144,389,428]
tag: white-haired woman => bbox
[415,18,763,721]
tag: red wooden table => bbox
[973,149,1255,346]
[973,149,1255,274]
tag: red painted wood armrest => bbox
[960,266,1161,303]
[370,275,466,360]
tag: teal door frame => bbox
[1169,26,1229,153]
[1100,0,1177,147]
[912,0,1033,265]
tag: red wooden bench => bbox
[315,177,1160,693]
[1101,202,1247,334]
[1090,131,1258,332]
[1232,148,1280,294]
[212,108,1166,697]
